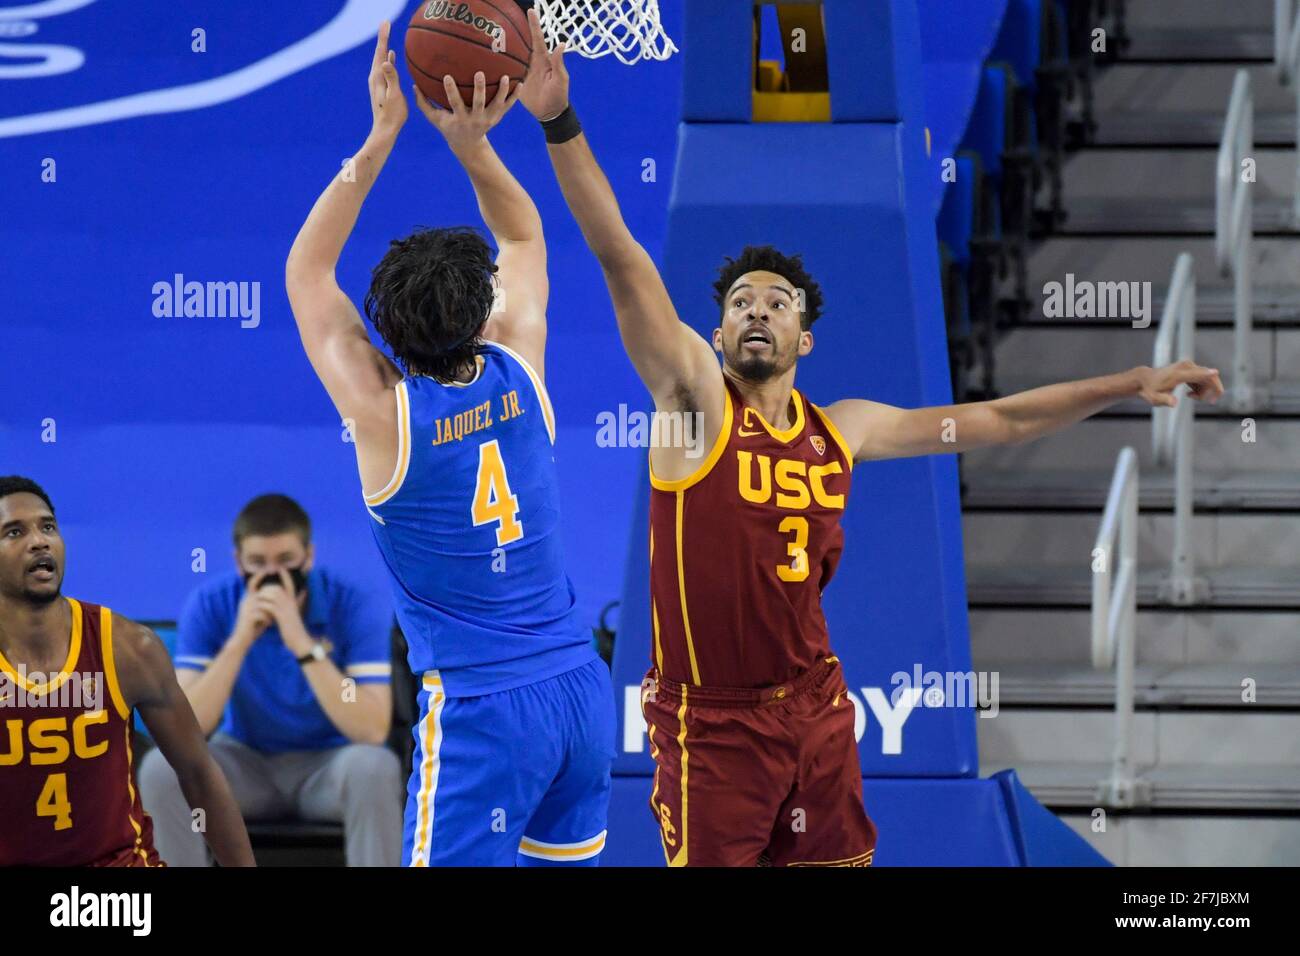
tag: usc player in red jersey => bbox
[0,477,254,867]
[520,14,1225,867]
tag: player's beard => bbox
[725,335,799,384]
[3,574,63,607]
[20,585,61,607]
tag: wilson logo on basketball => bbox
[810,436,826,456]
[422,1,506,47]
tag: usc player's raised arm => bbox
[521,9,723,422]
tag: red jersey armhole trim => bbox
[810,402,856,467]
[649,388,735,493]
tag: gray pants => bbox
[138,733,402,867]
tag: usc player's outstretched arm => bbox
[825,360,1226,462]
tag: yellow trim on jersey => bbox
[101,606,130,721]
[744,389,806,444]
[441,353,485,388]
[364,380,412,507]
[787,848,875,867]
[650,529,663,671]
[649,387,735,493]
[123,724,152,866]
[0,596,82,696]
[667,688,689,867]
[410,672,446,867]
[809,401,856,466]
[673,492,702,685]
[517,831,607,861]
[487,340,556,444]
[647,723,670,865]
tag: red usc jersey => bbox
[648,378,854,688]
[0,598,162,867]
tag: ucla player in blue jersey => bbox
[285,23,613,866]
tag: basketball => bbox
[405,0,533,109]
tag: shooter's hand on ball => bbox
[415,71,520,151]
[369,21,409,140]
[520,7,570,121]
[1135,360,1225,408]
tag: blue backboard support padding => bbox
[993,769,1114,866]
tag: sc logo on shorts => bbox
[0,0,407,138]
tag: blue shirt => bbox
[365,342,596,697]
[175,567,393,753]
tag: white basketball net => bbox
[534,0,677,64]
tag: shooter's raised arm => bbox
[286,22,406,421]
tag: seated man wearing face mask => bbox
[138,493,400,866]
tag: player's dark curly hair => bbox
[0,476,54,515]
[712,245,824,330]
[365,226,498,382]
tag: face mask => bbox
[243,566,307,596]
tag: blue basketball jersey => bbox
[364,342,595,697]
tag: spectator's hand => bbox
[255,570,313,655]
[233,580,273,646]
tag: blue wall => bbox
[0,0,682,629]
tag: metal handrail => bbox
[1216,69,1259,412]
[1091,447,1142,807]
[1152,253,1209,606]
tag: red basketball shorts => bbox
[641,656,877,867]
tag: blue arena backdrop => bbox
[0,0,683,632]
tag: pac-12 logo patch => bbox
[810,435,826,456]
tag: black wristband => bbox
[541,105,582,144]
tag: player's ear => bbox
[712,327,723,354]
[798,329,813,357]
[302,542,316,572]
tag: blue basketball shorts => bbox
[402,656,615,866]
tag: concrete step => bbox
[964,507,1300,570]
[980,708,1300,767]
[1122,0,1272,33]
[969,607,1300,666]
[1095,63,1295,114]
[1028,237,1300,293]
[1060,197,1297,235]
[1061,148,1297,206]
[994,324,1296,384]
[962,415,1300,472]
[1057,812,1300,866]
[987,760,1300,810]
[1120,29,1274,61]
[966,565,1300,608]
[979,660,1300,706]
[1092,64,1295,146]
[964,468,1300,510]
[1093,111,1295,147]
